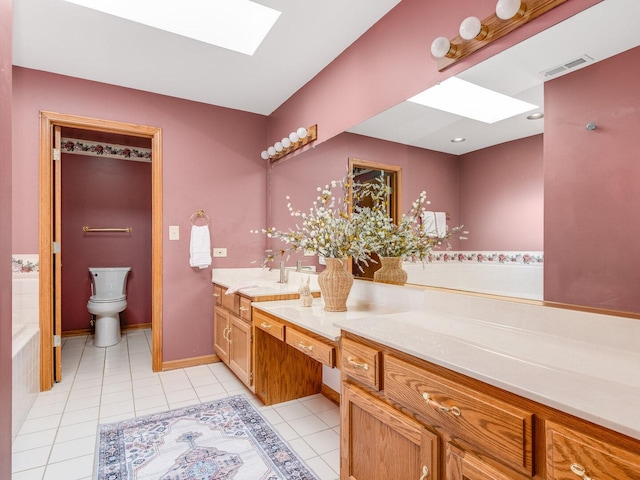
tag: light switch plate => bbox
[213,248,227,257]
[169,225,179,240]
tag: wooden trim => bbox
[321,383,340,406]
[161,354,219,371]
[38,111,163,391]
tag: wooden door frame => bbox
[38,111,163,390]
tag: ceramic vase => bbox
[318,258,353,312]
[373,256,407,286]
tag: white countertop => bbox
[252,298,409,341]
[252,295,640,441]
[212,267,320,298]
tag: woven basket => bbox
[318,258,354,312]
[373,256,408,286]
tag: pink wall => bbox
[0,0,12,473]
[12,67,268,361]
[459,135,543,251]
[269,0,600,148]
[268,132,460,268]
[61,153,152,332]
[544,46,640,313]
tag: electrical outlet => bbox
[213,248,227,257]
[169,225,179,240]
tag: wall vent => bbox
[540,55,594,79]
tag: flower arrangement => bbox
[351,175,466,261]
[258,177,372,266]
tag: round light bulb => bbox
[431,37,451,59]
[296,127,308,138]
[281,137,291,148]
[289,132,299,143]
[459,16,482,40]
[496,0,522,20]
[260,150,269,160]
[274,142,283,152]
[267,146,276,156]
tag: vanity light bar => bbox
[431,0,569,71]
[261,125,317,163]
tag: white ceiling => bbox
[348,0,640,155]
[12,0,400,115]
[13,0,640,154]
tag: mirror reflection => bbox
[269,0,640,315]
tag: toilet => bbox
[87,267,131,347]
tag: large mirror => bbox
[268,0,640,316]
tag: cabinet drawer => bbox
[341,337,381,390]
[286,329,335,367]
[221,290,240,315]
[255,313,285,341]
[384,355,533,476]
[213,285,223,306]
[546,421,640,480]
[239,297,252,321]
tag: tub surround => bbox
[251,275,640,441]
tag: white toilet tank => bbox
[89,267,131,302]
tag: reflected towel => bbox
[190,225,211,269]
[423,211,447,238]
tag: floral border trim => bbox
[60,138,151,162]
[12,256,39,274]
[425,251,543,265]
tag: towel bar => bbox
[83,226,132,233]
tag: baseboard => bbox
[62,322,152,338]
[321,383,340,405]
[161,354,219,371]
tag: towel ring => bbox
[190,209,210,226]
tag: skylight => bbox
[64,0,281,56]
[408,77,537,124]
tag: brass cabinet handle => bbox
[298,342,313,351]
[570,463,593,480]
[223,327,231,342]
[419,465,430,480]
[260,322,272,329]
[422,392,461,417]
[347,356,369,370]
[213,293,220,297]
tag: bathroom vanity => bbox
[211,268,320,389]
[248,278,640,480]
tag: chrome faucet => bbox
[278,261,288,283]
[296,260,303,272]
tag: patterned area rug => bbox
[95,394,319,480]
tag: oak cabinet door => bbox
[229,313,252,386]
[446,444,529,480]
[341,383,439,480]
[213,307,230,365]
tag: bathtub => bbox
[12,323,40,441]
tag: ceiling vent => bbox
[540,55,594,79]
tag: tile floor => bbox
[11,329,341,480]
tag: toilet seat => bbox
[89,294,126,303]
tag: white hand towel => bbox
[190,225,212,269]
[422,211,437,236]
[434,211,448,238]
[423,211,448,238]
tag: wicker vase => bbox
[318,258,353,312]
[373,256,408,286]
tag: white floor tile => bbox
[54,420,98,444]
[59,407,99,427]
[304,456,339,480]
[18,415,62,435]
[42,454,94,480]
[288,415,332,437]
[12,446,51,473]
[12,429,57,453]
[48,437,95,464]
[11,466,45,480]
[303,429,340,455]
[274,401,313,422]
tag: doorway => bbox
[348,158,402,280]
[38,111,163,390]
